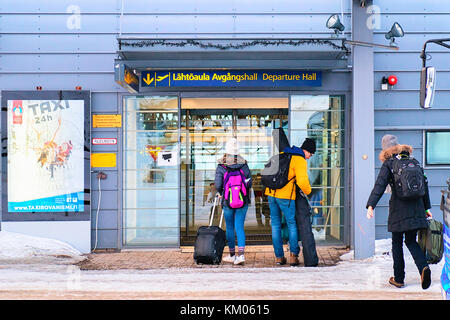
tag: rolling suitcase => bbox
[193,195,226,265]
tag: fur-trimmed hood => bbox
[379,144,413,162]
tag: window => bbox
[123,96,180,247]
[290,95,345,243]
[426,131,450,165]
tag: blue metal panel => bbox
[375,130,422,147]
[0,54,115,72]
[376,13,450,32]
[4,0,119,12]
[375,91,450,109]
[91,229,118,249]
[352,0,375,259]
[91,92,119,113]
[91,133,119,153]
[375,109,450,127]
[123,0,234,13]
[0,34,118,52]
[91,171,118,190]
[375,53,450,71]
[235,0,351,12]
[91,210,119,230]
[425,169,450,186]
[0,74,122,91]
[373,0,450,232]
[91,190,119,210]
[373,34,450,51]
[375,0,450,13]
[0,14,118,33]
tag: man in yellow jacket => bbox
[265,138,315,266]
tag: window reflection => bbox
[123,96,179,247]
[290,95,344,242]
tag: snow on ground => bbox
[0,231,445,299]
[0,231,86,264]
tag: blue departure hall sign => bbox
[141,70,321,88]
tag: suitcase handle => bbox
[209,193,224,228]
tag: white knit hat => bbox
[225,138,239,155]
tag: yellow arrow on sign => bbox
[143,73,154,85]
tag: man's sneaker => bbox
[421,266,431,290]
[222,255,235,263]
[234,254,245,265]
[276,257,287,266]
[389,277,405,288]
[290,253,300,267]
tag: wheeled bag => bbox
[193,195,226,265]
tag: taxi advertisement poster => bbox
[7,100,85,213]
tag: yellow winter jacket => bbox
[264,154,312,200]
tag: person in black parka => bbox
[366,134,433,289]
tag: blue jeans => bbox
[223,204,248,250]
[268,196,300,257]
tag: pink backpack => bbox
[222,165,248,209]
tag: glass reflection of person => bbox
[253,173,270,227]
[207,183,221,226]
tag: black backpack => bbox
[261,153,293,191]
[391,155,426,200]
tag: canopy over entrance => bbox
[114,38,350,93]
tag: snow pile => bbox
[0,231,86,264]
[340,238,393,261]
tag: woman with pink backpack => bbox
[214,138,252,265]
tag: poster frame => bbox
[1,90,91,222]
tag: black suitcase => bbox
[193,195,226,265]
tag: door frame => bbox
[119,90,350,248]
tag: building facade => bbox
[0,0,449,257]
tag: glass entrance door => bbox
[180,98,288,245]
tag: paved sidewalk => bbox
[77,245,349,270]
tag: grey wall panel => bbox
[91,229,119,250]
[91,92,119,113]
[375,91,450,109]
[121,0,350,13]
[375,131,422,147]
[374,70,450,90]
[424,170,450,186]
[91,190,118,210]
[91,134,119,153]
[375,109,450,127]
[0,54,115,72]
[374,0,450,246]
[375,53,450,72]
[4,0,120,12]
[375,0,450,12]
[91,171,118,191]
[375,13,450,33]
[91,210,119,230]
[0,74,122,91]
[120,14,352,35]
[0,34,118,52]
[376,225,390,240]
[0,14,119,33]
[373,33,450,51]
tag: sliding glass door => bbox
[123,96,179,247]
